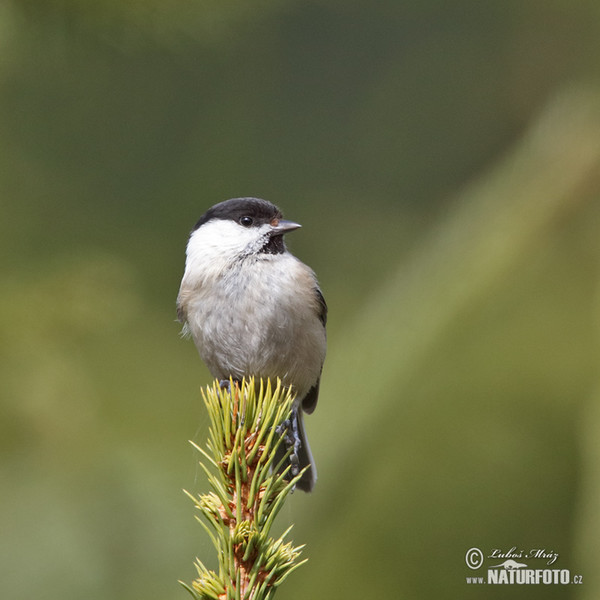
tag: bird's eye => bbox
[239,216,253,227]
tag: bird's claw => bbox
[219,379,232,393]
[277,413,301,477]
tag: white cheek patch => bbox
[188,220,251,258]
[187,219,273,261]
[182,219,275,291]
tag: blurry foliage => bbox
[1,2,600,600]
[0,254,135,448]
[9,0,288,48]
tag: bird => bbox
[177,197,327,492]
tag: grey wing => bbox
[176,292,191,337]
[302,377,321,414]
[176,300,186,324]
[176,288,187,322]
[315,286,327,326]
[302,286,327,415]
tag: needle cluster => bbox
[181,378,307,600]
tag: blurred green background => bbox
[2,1,600,599]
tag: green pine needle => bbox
[183,377,308,600]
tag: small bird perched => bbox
[177,197,327,492]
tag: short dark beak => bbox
[270,219,302,234]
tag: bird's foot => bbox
[276,412,301,477]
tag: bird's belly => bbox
[187,285,324,398]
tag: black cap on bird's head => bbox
[193,197,301,234]
[191,197,301,255]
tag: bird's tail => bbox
[274,409,316,493]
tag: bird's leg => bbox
[219,379,232,393]
[276,409,301,476]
